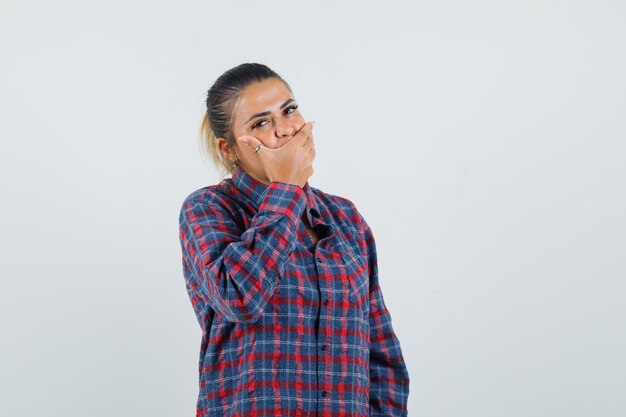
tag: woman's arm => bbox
[178,181,307,324]
[360,214,411,416]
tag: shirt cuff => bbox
[257,181,307,226]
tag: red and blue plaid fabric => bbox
[179,166,410,416]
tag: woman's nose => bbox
[275,120,296,138]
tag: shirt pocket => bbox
[340,249,369,306]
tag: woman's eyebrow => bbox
[244,98,295,125]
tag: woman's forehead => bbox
[233,79,294,124]
[241,79,291,108]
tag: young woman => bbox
[178,62,410,417]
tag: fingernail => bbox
[311,121,316,128]
[238,137,248,144]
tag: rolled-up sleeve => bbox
[361,216,411,416]
[178,181,307,324]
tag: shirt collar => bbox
[231,165,321,220]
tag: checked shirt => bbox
[178,166,410,416]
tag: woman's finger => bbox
[237,135,264,153]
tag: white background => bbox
[1,1,625,416]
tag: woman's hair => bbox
[199,62,293,178]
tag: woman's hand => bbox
[237,121,316,188]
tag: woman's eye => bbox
[285,104,299,114]
[251,104,298,129]
[251,120,266,129]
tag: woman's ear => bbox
[217,137,238,163]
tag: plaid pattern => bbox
[179,166,410,416]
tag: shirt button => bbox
[323,299,329,305]
[321,344,327,351]
[322,391,327,397]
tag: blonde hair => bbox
[198,63,292,179]
[198,112,235,179]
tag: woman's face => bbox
[218,77,305,184]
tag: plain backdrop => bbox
[1,1,625,416]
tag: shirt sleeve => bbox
[360,215,411,416]
[178,181,307,324]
